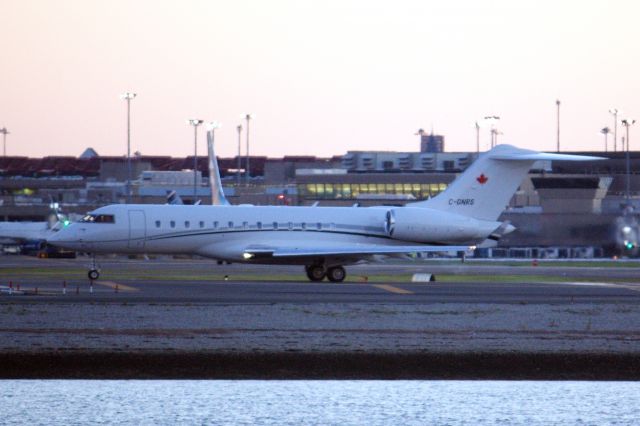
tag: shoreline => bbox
[2,351,640,380]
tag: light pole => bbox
[601,127,610,152]
[610,108,620,152]
[188,119,204,202]
[621,119,636,205]
[0,127,9,157]
[556,99,561,152]
[120,92,137,203]
[484,116,500,148]
[236,124,242,186]
[244,114,253,185]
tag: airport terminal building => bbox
[1,139,639,258]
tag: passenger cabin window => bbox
[257,221,262,230]
[185,221,190,228]
[170,220,176,228]
[317,222,322,230]
[155,220,161,228]
[199,221,204,229]
[243,221,248,229]
[288,222,293,230]
[273,222,278,230]
[213,221,218,229]
[228,221,234,228]
[81,214,115,224]
[302,223,307,230]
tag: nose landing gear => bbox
[88,254,100,280]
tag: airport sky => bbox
[1,0,639,159]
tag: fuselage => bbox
[48,204,501,263]
[0,221,53,244]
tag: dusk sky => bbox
[1,0,638,158]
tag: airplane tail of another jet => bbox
[47,200,68,230]
[207,130,230,206]
[166,190,184,205]
[408,144,604,221]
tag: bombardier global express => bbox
[48,145,602,282]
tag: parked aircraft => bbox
[164,128,229,207]
[207,128,230,206]
[47,145,603,281]
[0,204,68,252]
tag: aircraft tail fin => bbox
[408,144,604,221]
[47,199,68,230]
[166,190,184,205]
[207,130,230,206]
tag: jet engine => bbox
[385,207,500,244]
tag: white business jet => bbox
[47,145,602,281]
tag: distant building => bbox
[341,151,475,172]
[416,130,444,153]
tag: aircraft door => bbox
[128,210,146,249]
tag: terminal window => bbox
[300,182,448,200]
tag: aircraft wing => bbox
[243,244,475,259]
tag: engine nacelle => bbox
[385,207,500,244]
[20,239,47,252]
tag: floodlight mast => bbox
[483,116,500,148]
[244,114,252,185]
[0,127,9,157]
[120,92,137,203]
[236,124,243,186]
[188,119,204,202]
[601,127,610,152]
[556,99,561,152]
[621,119,636,205]
[609,108,620,152]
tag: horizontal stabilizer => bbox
[491,152,606,162]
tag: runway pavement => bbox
[2,255,640,378]
[2,255,640,304]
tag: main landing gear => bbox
[305,264,346,282]
[88,254,100,280]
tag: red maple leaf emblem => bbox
[476,174,488,184]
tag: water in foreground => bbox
[2,380,639,425]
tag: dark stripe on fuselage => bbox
[146,228,391,242]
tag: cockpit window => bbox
[81,214,116,224]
